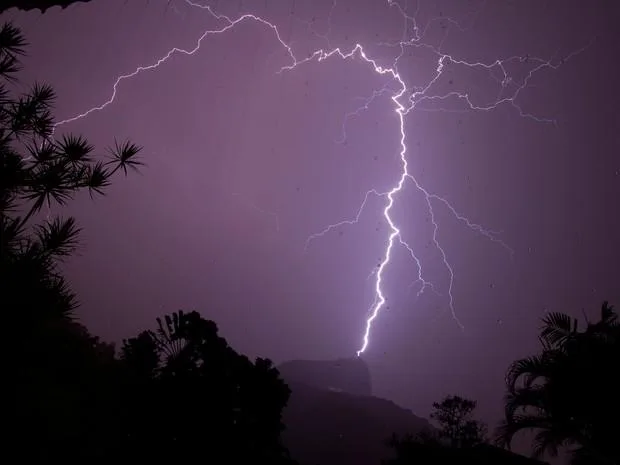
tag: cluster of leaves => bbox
[0,1,93,14]
[117,310,295,464]
[0,20,146,462]
[0,21,142,326]
[497,302,620,465]
[10,309,295,463]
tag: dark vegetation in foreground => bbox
[2,1,96,14]
[2,21,619,465]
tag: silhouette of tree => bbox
[383,395,484,464]
[384,395,486,464]
[118,310,296,464]
[1,21,142,328]
[383,396,552,465]
[1,21,142,462]
[496,301,620,465]
[431,394,487,448]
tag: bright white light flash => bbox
[54,0,590,357]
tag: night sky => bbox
[5,0,619,436]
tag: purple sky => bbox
[5,0,619,436]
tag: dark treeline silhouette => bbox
[3,20,619,465]
[2,1,95,14]
[0,0,167,14]
[384,395,544,465]
[116,310,294,463]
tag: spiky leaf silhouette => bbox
[541,312,578,348]
[58,134,94,164]
[1,21,143,328]
[107,139,144,175]
[34,216,81,259]
[83,161,110,197]
[0,22,26,80]
[150,311,188,362]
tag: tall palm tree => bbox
[496,302,619,465]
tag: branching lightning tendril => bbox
[54,0,589,357]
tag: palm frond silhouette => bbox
[0,21,143,326]
[496,301,620,465]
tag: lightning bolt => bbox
[336,85,393,145]
[54,0,590,357]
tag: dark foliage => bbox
[0,0,173,14]
[383,399,541,465]
[496,301,620,465]
[3,23,293,465]
[0,21,142,462]
[1,1,94,13]
[430,394,487,448]
[385,435,548,465]
[1,20,143,332]
[117,311,295,464]
[383,395,488,464]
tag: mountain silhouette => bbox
[278,356,373,396]
[278,358,547,465]
[278,357,431,465]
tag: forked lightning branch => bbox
[55,0,587,355]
